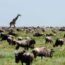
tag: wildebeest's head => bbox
[32,50,38,58]
[49,49,54,57]
[29,39,36,49]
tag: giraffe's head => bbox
[17,14,21,17]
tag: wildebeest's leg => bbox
[41,56,43,59]
[26,46,29,50]
[0,39,2,43]
[25,45,29,50]
[10,23,12,28]
[22,62,23,65]
[24,47,28,50]
[0,38,2,41]
[21,61,23,65]
[26,63,30,65]
[45,39,48,43]
[16,45,19,50]
[60,44,63,47]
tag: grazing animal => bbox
[0,33,16,45]
[33,32,43,37]
[0,33,9,41]
[8,31,17,36]
[53,38,64,47]
[7,36,16,45]
[6,35,13,44]
[52,29,57,34]
[46,33,54,36]
[15,50,34,65]
[9,14,21,28]
[16,28,21,31]
[45,36,53,43]
[59,27,65,31]
[32,47,54,59]
[16,38,36,50]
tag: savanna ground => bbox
[0,27,65,65]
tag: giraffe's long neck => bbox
[13,15,19,23]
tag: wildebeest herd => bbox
[0,26,65,65]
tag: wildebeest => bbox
[53,38,64,47]
[7,36,16,45]
[51,29,57,34]
[1,34,36,49]
[33,32,43,37]
[16,28,22,32]
[45,36,53,43]
[46,33,54,36]
[32,47,54,59]
[0,33,16,45]
[15,38,36,50]
[8,31,17,36]
[59,27,65,31]
[0,33,9,41]
[15,50,34,65]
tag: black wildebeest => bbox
[32,47,54,59]
[15,50,34,65]
[53,38,64,47]
[15,38,36,50]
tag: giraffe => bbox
[9,14,21,28]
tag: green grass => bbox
[0,30,65,65]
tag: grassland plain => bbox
[0,30,65,65]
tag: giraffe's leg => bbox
[14,24,16,28]
[10,24,11,28]
[9,23,11,28]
